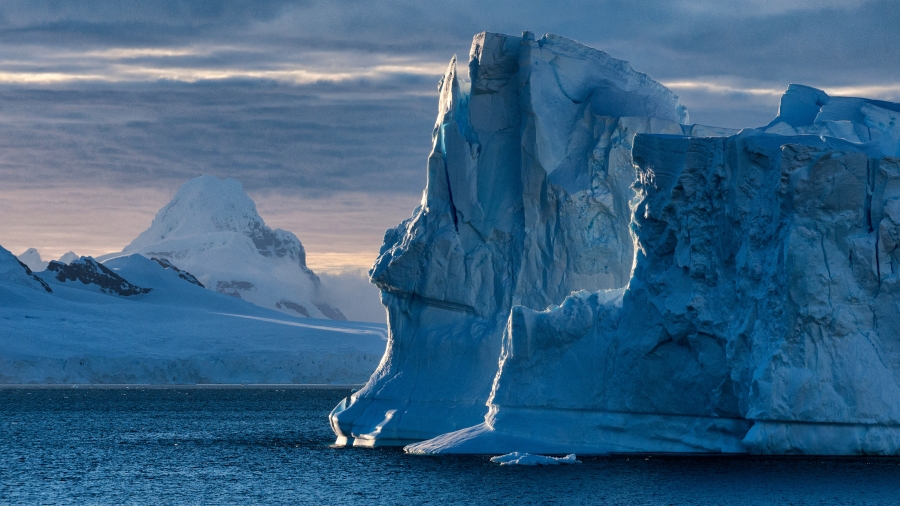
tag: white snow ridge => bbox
[331,31,900,456]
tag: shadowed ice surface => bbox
[2,387,899,504]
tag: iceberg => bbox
[331,31,734,447]
[410,131,900,455]
[764,83,900,157]
[335,31,900,455]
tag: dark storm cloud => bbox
[2,1,895,84]
[2,1,896,86]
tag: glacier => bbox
[333,31,900,455]
[0,244,386,384]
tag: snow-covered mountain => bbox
[332,31,900,456]
[58,251,79,264]
[16,248,48,272]
[0,244,386,384]
[102,175,347,320]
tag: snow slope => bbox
[101,175,347,320]
[0,246,386,384]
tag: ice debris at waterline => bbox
[331,30,900,456]
[490,453,581,466]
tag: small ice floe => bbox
[490,452,581,466]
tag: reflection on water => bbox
[2,386,899,505]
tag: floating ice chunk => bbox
[490,452,581,466]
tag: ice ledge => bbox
[406,408,900,456]
[405,407,752,455]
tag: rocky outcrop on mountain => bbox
[150,257,204,287]
[313,302,346,320]
[45,257,150,296]
[410,129,900,456]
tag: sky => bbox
[1,0,899,271]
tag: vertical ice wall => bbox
[330,31,732,446]
[408,126,900,456]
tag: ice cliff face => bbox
[335,31,900,455]
[112,175,346,320]
[410,130,900,456]
[331,31,734,446]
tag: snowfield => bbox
[0,247,387,384]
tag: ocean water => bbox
[2,387,899,505]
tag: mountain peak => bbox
[123,175,309,265]
[58,251,79,264]
[128,175,262,245]
[17,248,49,272]
[111,175,352,319]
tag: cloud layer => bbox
[1,0,898,269]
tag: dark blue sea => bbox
[2,386,899,505]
